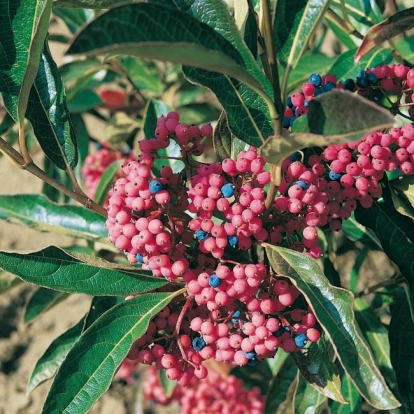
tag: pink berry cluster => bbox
[81,142,134,203]
[143,366,265,414]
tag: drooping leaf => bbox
[0,271,22,295]
[264,244,400,410]
[273,0,332,96]
[28,296,122,394]
[0,194,108,242]
[355,8,414,62]
[355,185,414,292]
[290,341,346,403]
[41,291,181,414]
[389,289,414,412]
[24,287,69,323]
[230,360,273,395]
[293,373,328,414]
[0,246,168,296]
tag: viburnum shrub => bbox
[0,1,413,413]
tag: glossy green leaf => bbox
[294,373,328,414]
[290,341,345,403]
[28,318,84,394]
[27,44,78,170]
[390,176,414,218]
[274,0,332,97]
[355,8,414,62]
[349,247,368,293]
[53,0,131,7]
[0,246,168,296]
[389,289,414,412]
[264,244,400,409]
[0,0,51,120]
[265,356,298,414]
[330,0,383,29]
[68,89,102,113]
[394,35,414,64]
[329,365,363,414]
[0,194,108,242]
[324,14,358,50]
[328,47,392,81]
[53,7,94,33]
[28,296,121,394]
[0,271,22,295]
[231,360,273,395]
[24,287,69,324]
[355,185,414,292]
[94,160,123,206]
[66,3,264,94]
[342,215,382,251]
[42,292,180,414]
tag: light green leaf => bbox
[0,246,168,296]
[390,176,414,219]
[264,244,400,410]
[94,160,123,206]
[41,291,181,414]
[294,373,328,414]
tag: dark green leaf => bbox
[27,317,84,394]
[0,246,168,295]
[264,244,400,409]
[273,0,331,96]
[389,289,414,412]
[390,176,414,219]
[53,0,131,7]
[356,8,414,62]
[94,160,123,206]
[53,7,94,33]
[294,373,328,414]
[230,360,273,395]
[349,247,368,293]
[342,215,382,251]
[42,292,181,414]
[0,271,22,295]
[355,185,414,292]
[0,194,108,242]
[105,113,139,144]
[83,296,123,331]
[213,112,232,161]
[177,103,220,125]
[330,0,383,29]
[67,89,102,113]
[328,47,392,81]
[24,287,69,323]
[0,112,15,135]
[66,3,264,93]
[324,14,358,50]
[394,35,414,64]
[291,341,345,403]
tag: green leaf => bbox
[158,370,177,398]
[53,0,131,7]
[294,373,328,414]
[342,215,382,251]
[328,47,392,81]
[324,14,358,50]
[177,103,220,126]
[42,291,180,414]
[24,287,69,323]
[28,318,84,394]
[274,0,332,97]
[213,112,232,161]
[394,35,414,65]
[389,289,414,412]
[0,271,22,295]
[290,341,346,403]
[66,3,263,94]
[67,89,102,113]
[0,112,16,135]
[28,296,121,394]
[0,194,108,242]
[390,176,414,219]
[0,0,52,121]
[330,0,383,28]
[355,185,414,292]
[0,246,168,296]
[94,160,123,206]
[27,43,78,170]
[355,8,414,62]
[263,244,400,410]
[53,7,94,33]
[230,360,273,395]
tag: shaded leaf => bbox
[394,35,414,65]
[53,7,94,33]
[294,373,328,414]
[53,0,132,7]
[230,360,273,395]
[0,112,16,135]
[342,215,382,251]
[324,14,358,50]
[389,289,414,412]
[213,111,232,161]
[42,292,181,414]
[24,287,69,323]
[67,89,102,113]
[0,194,108,242]
[290,341,345,403]
[355,185,414,292]
[264,244,400,409]
[0,246,168,296]
[390,176,414,219]
[356,8,414,63]
[0,271,22,295]
[83,296,123,331]
[330,0,383,28]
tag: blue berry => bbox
[286,96,294,108]
[356,76,369,88]
[366,72,377,84]
[231,310,241,324]
[294,333,308,348]
[303,99,309,107]
[209,273,221,288]
[323,82,336,92]
[221,183,235,198]
[289,152,302,162]
[149,179,164,194]
[329,171,341,181]
[343,78,355,91]
[248,359,259,366]
[283,116,292,128]
[228,235,238,247]
[294,180,308,190]
[192,336,206,351]
[135,253,144,264]
[308,73,322,87]
[243,351,256,360]
[313,87,325,97]
[196,229,208,241]
[289,116,297,127]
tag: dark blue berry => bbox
[192,336,206,351]
[221,183,235,198]
[248,359,259,366]
[289,116,297,127]
[308,73,322,87]
[149,179,164,194]
[294,180,308,190]
[196,229,208,241]
[243,351,256,360]
[294,333,308,348]
[289,152,302,162]
[356,76,369,89]
[372,89,384,102]
[228,235,238,247]
[209,274,221,288]
[323,82,336,92]
[303,99,309,107]
[313,87,325,97]
[283,116,292,128]
[329,171,341,181]
[95,142,103,150]
[366,72,377,84]
[135,253,144,264]
[231,310,241,324]
[343,78,355,91]
[286,96,294,108]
